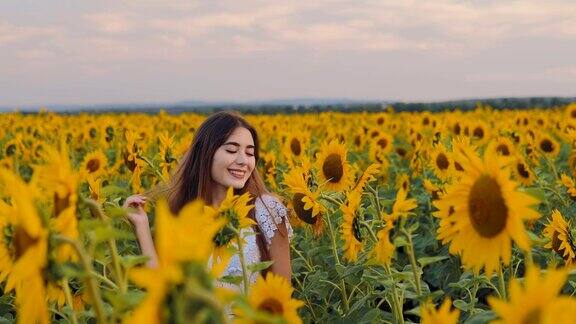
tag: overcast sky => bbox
[1,0,575,108]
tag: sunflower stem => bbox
[469,280,479,316]
[55,235,107,324]
[290,245,315,272]
[323,209,350,314]
[138,156,165,181]
[384,265,404,324]
[320,193,344,208]
[186,285,229,324]
[524,247,534,268]
[236,231,250,295]
[61,278,79,324]
[498,266,507,300]
[401,228,422,296]
[361,221,379,243]
[82,197,127,294]
[367,183,383,216]
[293,275,318,321]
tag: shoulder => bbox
[255,194,288,222]
[254,194,293,245]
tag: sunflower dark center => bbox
[468,175,508,238]
[436,153,450,170]
[521,307,542,324]
[496,144,510,156]
[516,163,530,179]
[551,231,564,255]
[290,138,302,156]
[377,117,385,125]
[323,153,344,183]
[572,110,576,118]
[539,139,554,153]
[352,216,363,242]
[455,162,464,171]
[354,135,362,147]
[473,127,484,139]
[377,139,388,150]
[6,144,16,156]
[293,193,316,224]
[86,159,101,173]
[454,123,461,135]
[258,298,284,315]
[14,226,38,259]
[54,192,71,216]
[396,148,407,157]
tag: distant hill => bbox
[1,96,574,114]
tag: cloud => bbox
[0,22,59,46]
[84,12,134,34]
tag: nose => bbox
[235,152,248,165]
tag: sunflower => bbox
[350,163,381,194]
[261,151,278,189]
[0,170,49,324]
[283,167,324,235]
[238,273,304,324]
[341,190,364,262]
[429,143,454,180]
[81,150,108,180]
[372,133,394,155]
[543,209,576,265]
[282,132,309,167]
[513,157,535,186]
[373,222,395,267]
[206,188,255,258]
[491,136,517,159]
[470,120,491,145]
[127,199,224,324]
[566,103,576,121]
[420,298,460,324]
[369,134,393,165]
[315,139,352,192]
[34,146,79,262]
[385,188,418,224]
[433,148,540,275]
[395,173,411,193]
[450,136,478,174]
[560,173,576,198]
[423,179,443,200]
[568,150,576,177]
[489,267,576,323]
[158,133,176,180]
[537,134,560,158]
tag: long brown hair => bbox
[166,111,282,267]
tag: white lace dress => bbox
[216,194,293,291]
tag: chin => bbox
[227,179,248,189]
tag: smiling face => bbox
[210,127,256,192]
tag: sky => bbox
[1,0,575,108]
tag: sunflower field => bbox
[1,103,576,323]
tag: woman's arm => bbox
[123,194,159,268]
[269,220,291,281]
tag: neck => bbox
[211,184,228,208]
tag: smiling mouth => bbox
[228,169,246,179]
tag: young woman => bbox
[123,111,293,284]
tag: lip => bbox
[228,168,246,179]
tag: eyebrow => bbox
[223,141,255,149]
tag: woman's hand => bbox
[123,194,158,268]
[123,194,149,228]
